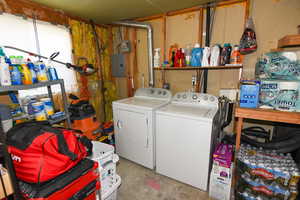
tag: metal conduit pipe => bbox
[112,21,154,87]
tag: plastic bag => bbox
[239,18,257,55]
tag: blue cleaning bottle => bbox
[191,43,203,67]
[10,56,22,85]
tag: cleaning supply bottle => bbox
[174,49,181,67]
[220,43,232,65]
[179,48,185,67]
[230,45,242,65]
[191,43,203,67]
[10,56,22,85]
[185,45,192,66]
[154,48,161,68]
[47,60,58,81]
[36,61,48,82]
[0,56,11,86]
[210,44,221,66]
[201,47,210,66]
[27,59,38,83]
[20,58,32,85]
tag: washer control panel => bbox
[135,88,172,100]
[172,92,218,106]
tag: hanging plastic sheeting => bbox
[239,18,257,55]
[68,19,117,121]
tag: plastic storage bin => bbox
[89,142,121,200]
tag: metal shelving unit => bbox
[0,79,72,199]
[0,79,72,127]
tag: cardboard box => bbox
[0,167,14,198]
[209,165,233,200]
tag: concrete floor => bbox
[117,158,209,200]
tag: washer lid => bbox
[114,97,170,109]
[156,103,218,121]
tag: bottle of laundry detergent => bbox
[20,58,32,85]
[0,56,11,86]
[10,56,22,85]
[27,59,38,83]
[191,43,203,67]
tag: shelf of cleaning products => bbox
[154,65,243,70]
[234,107,300,150]
[0,79,63,92]
[278,34,300,48]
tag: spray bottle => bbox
[0,56,11,86]
[154,48,161,68]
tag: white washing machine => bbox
[155,92,219,191]
[112,88,172,169]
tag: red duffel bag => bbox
[6,121,93,184]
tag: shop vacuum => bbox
[68,94,102,141]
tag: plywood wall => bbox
[123,0,300,98]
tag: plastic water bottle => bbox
[0,56,11,86]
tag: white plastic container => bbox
[89,142,121,200]
[0,56,11,86]
[153,48,161,68]
[102,175,121,200]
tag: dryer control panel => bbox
[135,88,172,100]
[172,92,218,107]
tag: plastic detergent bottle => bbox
[230,45,242,65]
[220,43,232,65]
[27,59,38,83]
[0,56,11,86]
[185,45,192,66]
[46,60,58,81]
[10,56,22,85]
[153,48,161,68]
[201,47,210,66]
[36,61,48,82]
[210,45,221,66]
[191,43,202,67]
[20,58,32,85]
[275,81,299,112]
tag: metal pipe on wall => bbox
[111,21,154,87]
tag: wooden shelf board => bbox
[235,107,300,125]
[278,34,300,48]
[154,65,242,70]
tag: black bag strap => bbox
[41,126,77,161]
[79,136,93,156]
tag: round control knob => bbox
[209,96,215,102]
[203,96,208,101]
[177,94,181,98]
[162,91,167,95]
[158,91,162,95]
[150,89,155,94]
[192,94,197,100]
[183,94,187,99]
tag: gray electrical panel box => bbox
[112,54,126,77]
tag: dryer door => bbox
[115,108,153,168]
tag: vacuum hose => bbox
[224,127,300,153]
